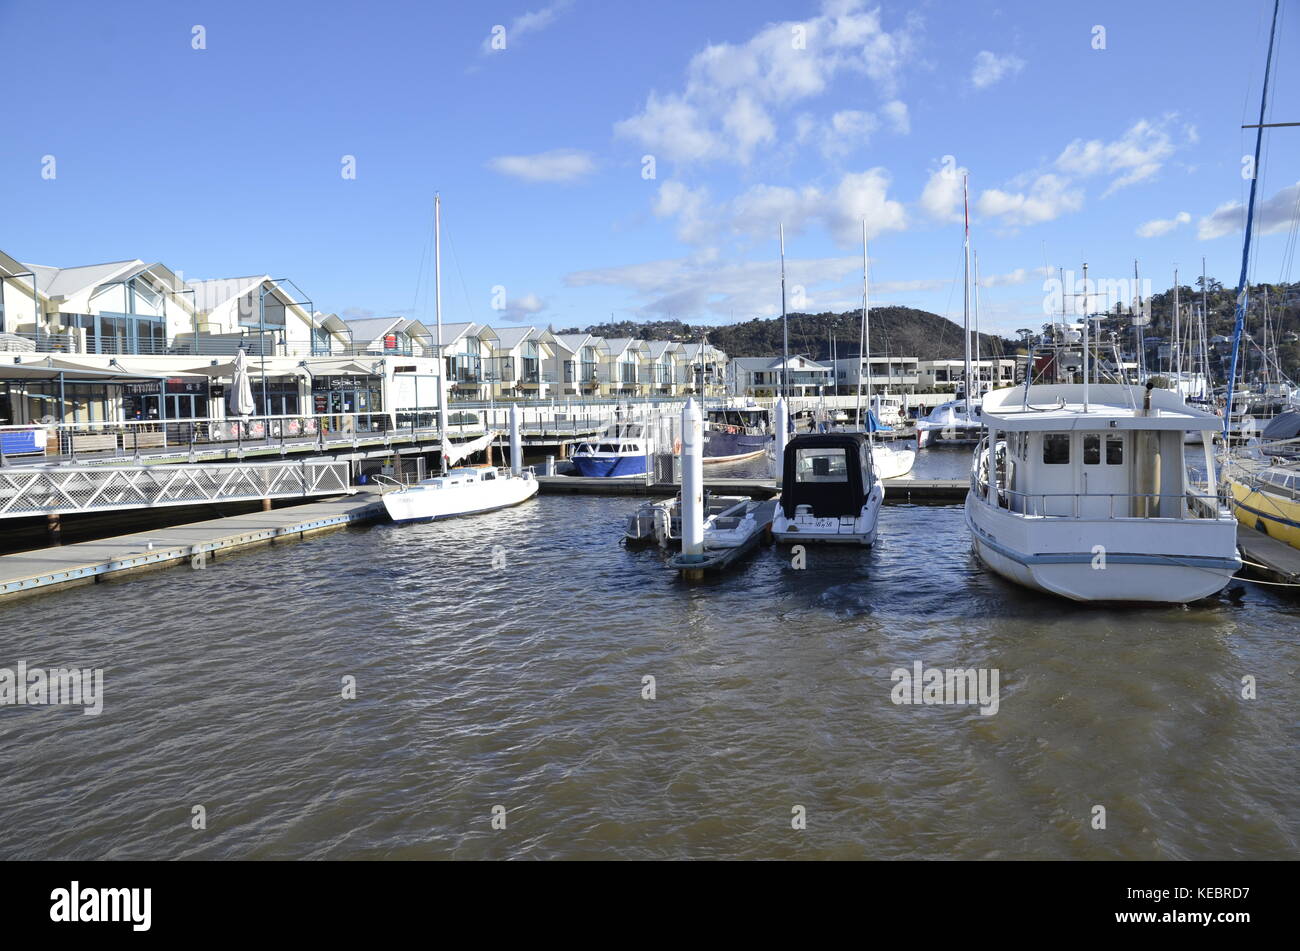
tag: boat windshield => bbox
[795,448,849,482]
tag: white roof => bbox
[981,384,1222,431]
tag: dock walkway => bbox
[536,475,966,501]
[1237,528,1300,585]
[0,488,383,602]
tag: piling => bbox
[509,404,522,476]
[679,397,705,580]
[773,397,788,485]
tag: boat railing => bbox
[369,473,407,494]
[973,476,1227,521]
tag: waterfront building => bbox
[831,356,920,394]
[488,325,559,400]
[727,355,831,398]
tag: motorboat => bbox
[1226,461,1300,550]
[703,406,773,464]
[571,421,653,477]
[965,382,1240,602]
[915,398,982,448]
[772,432,883,545]
[380,465,538,522]
[625,494,775,549]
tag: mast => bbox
[779,223,789,401]
[1172,268,1181,381]
[1082,262,1090,412]
[435,193,448,473]
[973,249,982,398]
[962,174,972,420]
[1201,257,1210,398]
[857,219,871,435]
[1225,0,1281,439]
[1134,259,1146,382]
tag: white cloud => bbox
[615,0,917,165]
[498,293,547,322]
[918,162,970,223]
[1135,211,1191,238]
[653,181,713,244]
[970,50,1025,89]
[486,149,596,183]
[1055,119,1176,196]
[656,168,908,249]
[1198,181,1300,240]
[977,266,1051,288]
[565,254,865,320]
[481,1,573,53]
[977,174,1083,228]
[882,99,910,134]
[819,109,879,158]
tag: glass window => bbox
[1043,433,1070,464]
[1083,434,1100,465]
[1106,437,1123,465]
[795,448,848,482]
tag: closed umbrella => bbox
[228,348,256,417]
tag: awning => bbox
[0,360,170,383]
[182,362,310,379]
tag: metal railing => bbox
[0,459,351,517]
[969,470,1227,521]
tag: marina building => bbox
[727,355,833,398]
[831,356,920,394]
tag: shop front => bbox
[311,375,384,434]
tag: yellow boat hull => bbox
[1230,479,1300,549]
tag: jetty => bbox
[1237,527,1300,585]
[537,474,965,501]
[0,488,382,602]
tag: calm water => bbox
[0,447,1296,859]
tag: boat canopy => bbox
[981,383,1222,432]
[1262,411,1300,441]
[780,432,873,518]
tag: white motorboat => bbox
[625,494,775,549]
[965,382,1240,602]
[872,442,916,480]
[381,465,538,522]
[772,432,883,545]
[915,398,982,448]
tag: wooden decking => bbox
[536,475,967,501]
[0,489,384,602]
[1237,526,1300,584]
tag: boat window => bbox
[1106,437,1123,465]
[795,448,849,483]
[1083,434,1100,465]
[597,444,619,452]
[482,471,495,480]
[1043,433,1070,465]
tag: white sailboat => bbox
[917,177,983,449]
[856,219,915,480]
[382,195,539,522]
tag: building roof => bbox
[22,260,141,300]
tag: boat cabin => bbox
[779,432,876,519]
[974,384,1222,520]
[705,407,770,434]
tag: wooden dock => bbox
[1237,527,1300,585]
[0,489,383,602]
[536,475,966,502]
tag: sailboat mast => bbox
[780,223,789,401]
[434,193,448,474]
[1225,0,1281,438]
[1173,268,1181,380]
[858,219,871,435]
[962,175,972,419]
[973,249,982,398]
[1134,259,1145,382]
[1201,257,1210,398]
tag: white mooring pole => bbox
[773,396,788,484]
[681,397,704,563]
[509,403,522,476]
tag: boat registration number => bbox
[801,517,843,531]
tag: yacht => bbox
[772,432,883,545]
[381,465,539,522]
[965,382,1239,602]
[915,398,982,448]
[571,421,654,477]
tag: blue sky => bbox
[3,0,1297,336]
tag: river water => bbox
[0,447,1295,859]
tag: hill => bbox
[556,307,1016,362]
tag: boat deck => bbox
[0,488,383,602]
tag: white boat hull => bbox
[872,445,916,480]
[964,493,1239,602]
[772,479,884,545]
[383,471,539,522]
